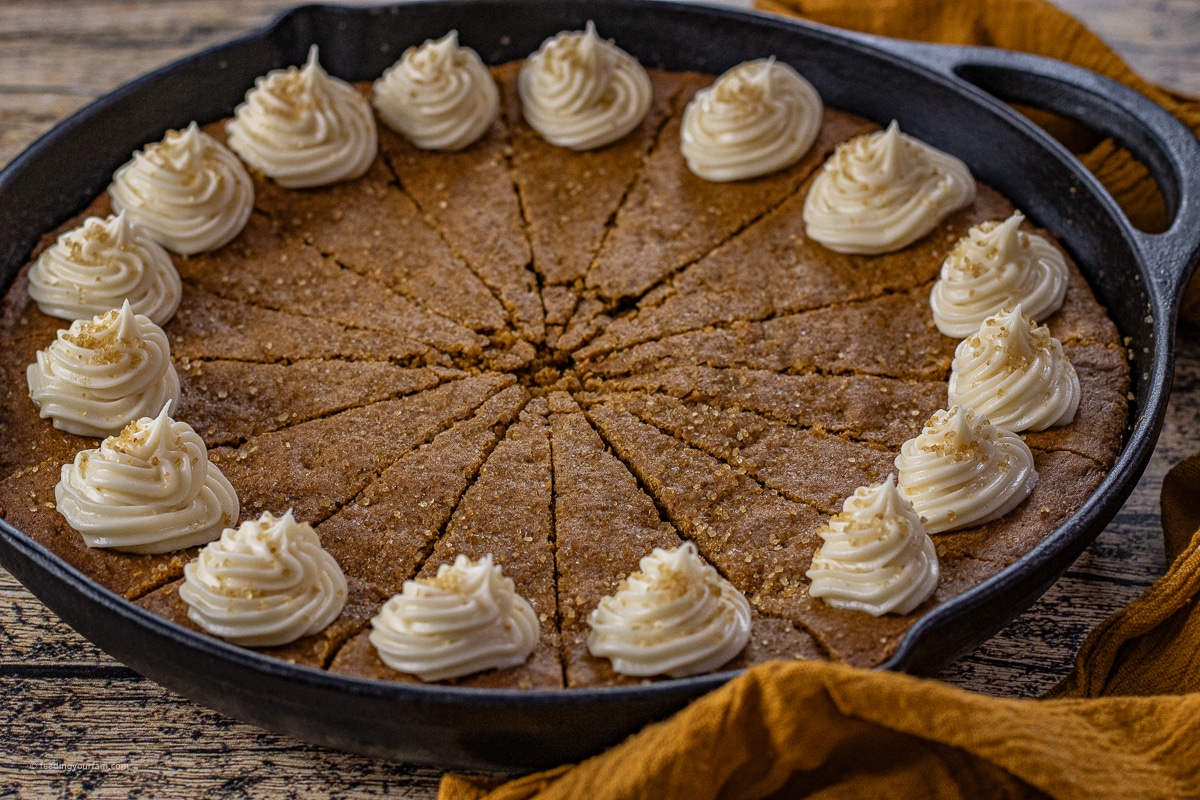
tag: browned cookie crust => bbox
[0,64,1128,687]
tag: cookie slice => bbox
[330,397,561,688]
[316,384,529,594]
[591,391,894,515]
[168,286,441,366]
[597,366,945,447]
[136,576,383,670]
[378,119,543,343]
[178,359,456,447]
[175,213,488,357]
[753,555,1003,667]
[931,449,1107,566]
[497,63,688,287]
[581,283,954,382]
[0,457,191,599]
[209,373,515,526]
[578,185,1014,360]
[585,105,876,303]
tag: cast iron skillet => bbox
[2,0,1199,771]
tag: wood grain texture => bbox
[1054,0,1200,95]
[0,0,397,168]
[0,677,442,799]
[0,1,1197,796]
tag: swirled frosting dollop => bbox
[372,31,499,151]
[108,122,253,255]
[948,305,1081,432]
[55,405,239,554]
[896,405,1038,534]
[806,475,939,616]
[587,542,751,678]
[929,213,1070,338]
[680,57,823,182]
[803,120,976,255]
[517,21,652,151]
[178,510,347,646]
[27,212,182,325]
[227,45,377,188]
[27,301,181,438]
[369,554,538,681]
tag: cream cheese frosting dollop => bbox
[369,554,538,681]
[55,405,239,554]
[680,57,823,182]
[948,305,1081,432]
[518,21,652,151]
[178,510,347,647]
[108,122,253,255]
[27,301,181,438]
[896,405,1038,534]
[930,213,1070,338]
[228,45,377,188]
[27,212,182,326]
[587,542,751,678]
[372,31,499,151]
[806,475,939,616]
[803,120,976,255]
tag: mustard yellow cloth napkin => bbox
[440,3,1200,796]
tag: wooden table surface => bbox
[2,1,1199,796]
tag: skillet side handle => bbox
[864,40,1200,307]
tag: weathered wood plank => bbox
[0,587,116,666]
[1,565,25,592]
[0,0,398,39]
[0,93,93,170]
[0,41,238,95]
[0,676,443,799]
[1055,0,1200,94]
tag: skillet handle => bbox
[860,39,1200,307]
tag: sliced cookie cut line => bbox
[577,282,956,385]
[378,119,544,344]
[178,359,456,448]
[575,184,1016,363]
[584,401,824,596]
[583,106,877,306]
[315,384,529,597]
[589,366,947,448]
[209,373,516,530]
[584,391,895,517]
